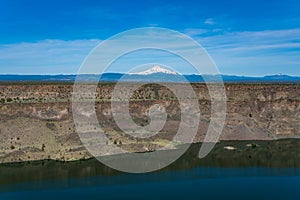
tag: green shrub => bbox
[6,98,13,102]
[41,144,46,151]
[251,143,257,148]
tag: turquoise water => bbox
[1,140,300,199]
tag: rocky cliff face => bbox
[0,83,299,163]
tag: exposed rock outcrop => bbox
[0,83,299,163]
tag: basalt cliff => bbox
[0,83,299,163]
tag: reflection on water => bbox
[1,139,300,193]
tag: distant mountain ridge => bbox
[0,73,300,83]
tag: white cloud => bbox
[0,28,300,76]
[0,39,101,74]
[184,28,208,37]
[194,28,300,75]
[198,28,300,53]
[204,18,215,25]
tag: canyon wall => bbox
[0,83,299,163]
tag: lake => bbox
[1,139,300,200]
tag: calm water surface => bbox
[1,140,300,200]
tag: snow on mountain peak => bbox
[130,65,178,75]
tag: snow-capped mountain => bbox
[130,65,178,75]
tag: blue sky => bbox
[0,0,300,75]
